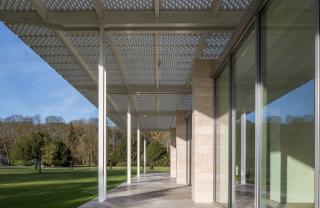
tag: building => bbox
[1,0,319,207]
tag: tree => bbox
[109,135,127,166]
[42,140,72,167]
[10,132,46,173]
[146,140,169,169]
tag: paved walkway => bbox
[79,173,213,208]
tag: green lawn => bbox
[0,166,169,208]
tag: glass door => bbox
[232,25,256,208]
[260,0,316,207]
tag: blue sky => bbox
[245,80,314,123]
[0,23,97,122]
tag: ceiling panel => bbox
[110,94,133,112]
[180,94,192,110]
[135,95,156,112]
[221,0,252,10]
[43,0,94,11]
[158,115,174,129]
[161,0,212,10]
[104,0,154,11]
[159,94,181,112]
[201,32,232,59]
[114,33,155,85]
[160,33,200,86]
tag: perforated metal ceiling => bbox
[221,0,252,10]
[135,95,156,112]
[143,115,157,129]
[66,32,124,86]
[104,0,153,11]
[3,23,230,129]
[115,33,155,85]
[159,95,181,112]
[0,0,34,11]
[43,0,94,11]
[6,23,96,106]
[201,33,232,59]
[158,115,175,129]
[0,0,249,129]
[160,33,201,85]
[180,95,192,110]
[0,0,252,12]
[110,94,133,112]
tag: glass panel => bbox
[260,0,315,207]
[215,63,230,207]
[233,26,256,208]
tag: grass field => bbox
[0,166,169,208]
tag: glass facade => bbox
[260,0,315,207]
[232,25,256,208]
[214,0,318,207]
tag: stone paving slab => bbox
[79,173,214,208]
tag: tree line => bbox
[0,115,170,172]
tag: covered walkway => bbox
[80,173,212,208]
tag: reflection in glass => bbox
[233,26,256,208]
[260,0,315,207]
[215,64,229,207]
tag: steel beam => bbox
[55,30,126,123]
[0,10,242,31]
[212,0,221,18]
[75,85,192,95]
[109,111,176,116]
[30,0,47,20]
[154,0,160,18]
[54,30,98,84]
[93,0,105,20]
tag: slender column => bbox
[137,121,140,178]
[144,138,147,174]
[316,0,320,207]
[127,105,131,184]
[98,26,107,203]
[240,113,247,185]
[170,128,177,178]
[176,111,188,185]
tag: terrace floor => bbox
[79,173,213,208]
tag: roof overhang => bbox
[0,0,254,130]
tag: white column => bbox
[98,26,107,203]
[170,128,177,178]
[176,111,188,185]
[137,121,140,177]
[241,113,247,185]
[144,138,146,174]
[127,105,131,184]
